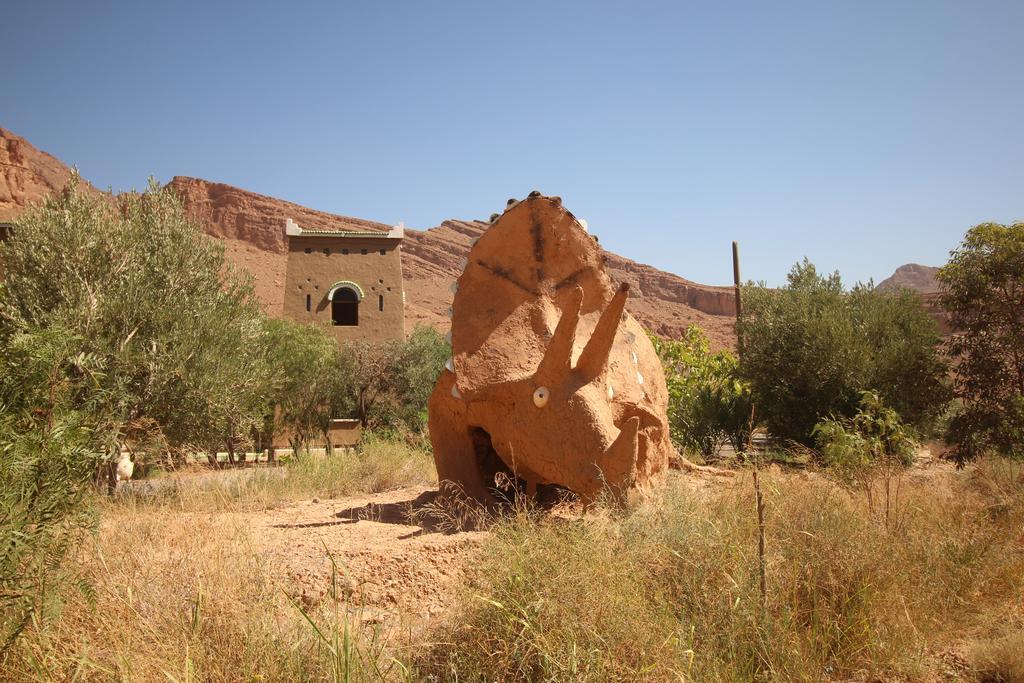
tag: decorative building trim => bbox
[327,280,365,301]
[285,218,404,239]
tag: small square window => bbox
[361,248,367,255]
[380,249,386,255]
[323,248,330,255]
[342,248,349,255]
[304,248,311,254]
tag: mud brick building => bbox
[282,217,405,343]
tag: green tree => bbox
[262,318,341,455]
[938,222,1024,462]
[738,259,949,446]
[0,175,268,475]
[332,325,448,433]
[652,326,754,458]
[390,325,449,432]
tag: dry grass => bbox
[968,630,1024,682]
[3,449,1022,682]
[0,436,435,682]
[117,437,437,513]
[419,459,1024,682]
[0,509,411,682]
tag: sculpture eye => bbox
[533,386,549,408]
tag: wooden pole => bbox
[732,240,743,320]
[732,241,743,355]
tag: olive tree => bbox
[0,175,268,473]
[738,259,949,446]
[938,222,1024,462]
[262,317,341,455]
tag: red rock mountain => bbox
[877,263,941,294]
[1,127,739,348]
[0,127,103,220]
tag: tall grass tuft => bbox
[420,462,1024,682]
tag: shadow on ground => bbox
[332,490,449,538]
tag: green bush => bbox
[261,317,342,454]
[813,391,918,474]
[0,177,273,652]
[334,324,448,433]
[0,327,104,654]
[738,259,949,445]
[938,222,1024,463]
[652,326,754,458]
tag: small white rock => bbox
[636,372,644,386]
[451,384,462,399]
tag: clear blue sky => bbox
[5,1,1022,286]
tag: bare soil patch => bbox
[239,485,487,623]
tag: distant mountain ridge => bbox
[877,263,941,294]
[0,127,740,348]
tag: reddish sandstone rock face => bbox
[428,194,673,503]
[0,128,101,220]
[877,263,941,294]
[166,176,392,315]
[0,127,739,348]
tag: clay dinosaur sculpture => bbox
[427,192,672,503]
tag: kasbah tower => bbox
[282,216,406,344]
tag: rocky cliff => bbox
[0,127,739,348]
[877,263,941,294]
[0,127,101,220]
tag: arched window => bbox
[327,281,363,327]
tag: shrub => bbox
[938,222,1024,463]
[262,317,342,454]
[0,177,271,652]
[652,326,754,457]
[335,325,448,433]
[813,391,918,473]
[738,259,949,445]
[0,327,105,654]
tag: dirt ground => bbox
[240,485,488,624]
[134,448,958,632]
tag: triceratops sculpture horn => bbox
[595,415,640,487]
[428,193,672,504]
[534,285,583,383]
[575,282,630,383]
